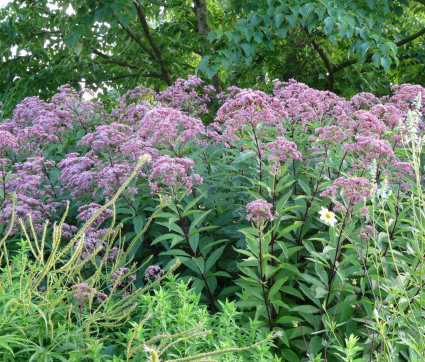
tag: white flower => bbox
[140,153,152,164]
[318,207,337,227]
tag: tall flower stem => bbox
[174,200,217,312]
[325,205,350,309]
[296,149,328,262]
[251,126,263,195]
[0,163,6,205]
[258,228,273,330]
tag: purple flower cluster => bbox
[0,157,60,232]
[78,229,119,263]
[110,267,136,293]
[321,177,371,212]
[0,130,18,155]
[71,283,107,306]
[148,155,203,195]
[138,107,205,154]
[265,137,302,173]
[1,76,422,241]
[209,89,287,144]
[0,95,73,153]
[358,225,378,242]
[313,126,348,145]
[274,79,349,126]
[156,75,214,116]
[246,199,277,225]
[144,265,165,281]
[76,203,113,228]
[344,136,396,169]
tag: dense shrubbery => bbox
[1,75,425,360]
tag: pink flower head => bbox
[274,79,349,125]
[156,75,214,116]
[389,83,425,114]
[0,130,18,155]
[344,136,396,169]
[265,136,302,173]
[0,157,59,233]
[76,203,113,228]
[354,110,387,137]
[58,152,97,197]
[212,89,287,143]
[77,228,120,263]
[321,177,371,211]
[138,107,205,152]
[246,199,277,225]
[314,126,348,145]
[148,155,203,195]
[391,161,414,181]
[145,265,165,281]
[3,95,74,153]
[71,283,107,306]
[350,92,380,110]
[78,123,134,152]
[359,225,378,241]
[110,267,136,293]
[370,103,403,130]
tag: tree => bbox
[1,0,425,117]
[205,0,425,95]
[0,0,225,115]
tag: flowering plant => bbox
[1,76,425,360]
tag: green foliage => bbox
[0,0,209,115]
[120,275,280,361]
[0,184,278,361]
[2,0,425,115]
[2,72,425,360]
[206,0,425,95]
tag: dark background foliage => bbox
[1,0,425,116]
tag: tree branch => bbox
[397,26,425,47]
[92,49,140,70]
[335,26,425,73]
[311,38,335,91]
[303,28,335,91]
[27,30,61,40]
[119,22,157,60]
[108,72,162,81]
[133,0,172,85]
[146,0,170,7]
[193,0,221,91]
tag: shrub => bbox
[2,76,425,359]
[0,161,278,360]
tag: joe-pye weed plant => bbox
[0,155,278,361]
[2,76,425,359]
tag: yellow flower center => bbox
[325,213,332,219]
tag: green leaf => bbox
[281,349,300,362]
[119,13,130,28]
[277,23,290,38]
[278,221,303,238]
[183,191,206,216]
[198,56,211,73]
[133,214,145,234]
[189,210,212,235]
[381,55,390,73]
[290,305,320,314]
[189,233,199,253]
[275,13,284,28]
[205,246,225,271]
[268,276,286,299]
[193,256,205,273]
[152,233,184,245]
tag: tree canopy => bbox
[1,0,425,116]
